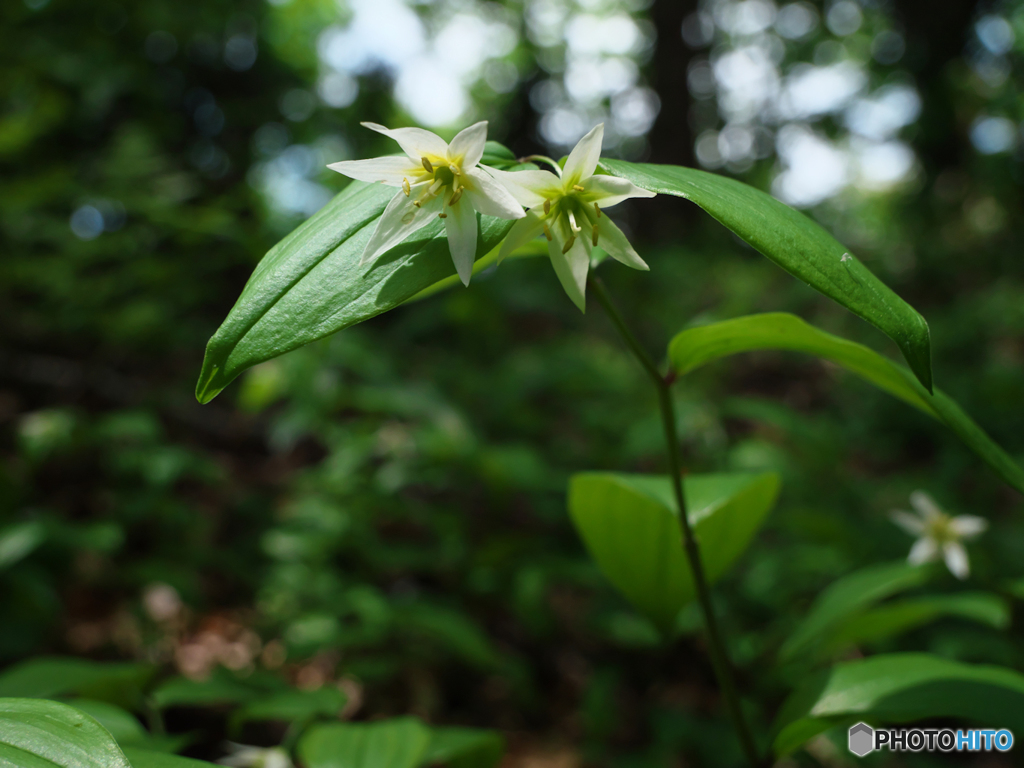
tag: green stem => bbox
[589,276,762,768]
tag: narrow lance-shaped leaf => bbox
[780,561,929,661]
[772,653,1024,756]
[195,181,515,403]
[667,313,1024,494]
[599,160,933,392]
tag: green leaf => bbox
[121,748,214,768]
[779,561,928,662]
[599,160,933,392]
[66,700,147,747]
[421,727,504,768]
[196,181,514,403]
[0,659,154,710]
[773,653,1024,756]
[299,717,432,768]
[150,670,272,709]
[0,522,45,571]
[229,687,347,729]
[816,593,1010,660]
[0,697,130,768]
[667,313,1024,494]
[567,471,781,632]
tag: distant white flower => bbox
[219,743,292,768]
[891,490,988,579]
[328,122,524,285]
[487,123,655,311]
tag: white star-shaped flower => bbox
[328,122,525,285]
[486,123,655,311]
[891,490,988,579]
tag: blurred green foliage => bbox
[1,0,1023,765]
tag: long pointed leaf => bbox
[196,182,514,403]
[599,160,933,392]
[667,313,1024,493]
[773,653,1024,756]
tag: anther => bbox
[572,184,585,192]
[439,212,448,219]
[562,235,576,254]
[449,163,461,176]
[592,225,599,247]
[594,202,601,218]
[449,188,464,206]
[543,199,551,215]
[543,224,553,241]
[402,178,411,197]
[421,157,434,173]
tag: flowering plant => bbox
[192,120,1024,766]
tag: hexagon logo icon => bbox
[848,722,874,757]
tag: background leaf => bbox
[772,653,1024,756]
[815,593,1010,660]
[567,471,781,632]
[196,182,515,403]
[0,697,130,768]
[420,727,504,768]
[666,313,1024,493]
[779,561,928,661]
[600,160,933,392]
[229,687,346,730]
[121,748,215,768]
[299,717,432,768]
[0,658,154,710]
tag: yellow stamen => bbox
[543,199,551,215]
[592,224,599,247]
[439,212,447,219]
[543,224,553,241]
[572,184,585,192]
[594,202,601,218]
[402,178,411,196]
[448,163,461,176]
[449,188,464,206]
[562,235,575,254]
[422,157,434,173]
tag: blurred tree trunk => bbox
[639,0,700,239]
[893,0,981,172]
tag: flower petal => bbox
[943,541,970,579]
[498,209,545,264]
[890,510,926,536]
[447,121,488,169]
[580,174,656,207]
[592,215,649,271]
[327,156,423,186]
[909,490,943,521]
[443,195,479,286]
[562,123,604,186]
[361,122,449,163]
[907,536,939,565]
[463,168,525,219]
[360,189,440,265]
[547,232,590,312]
[949,515,988,539]
[482,167,562,208]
